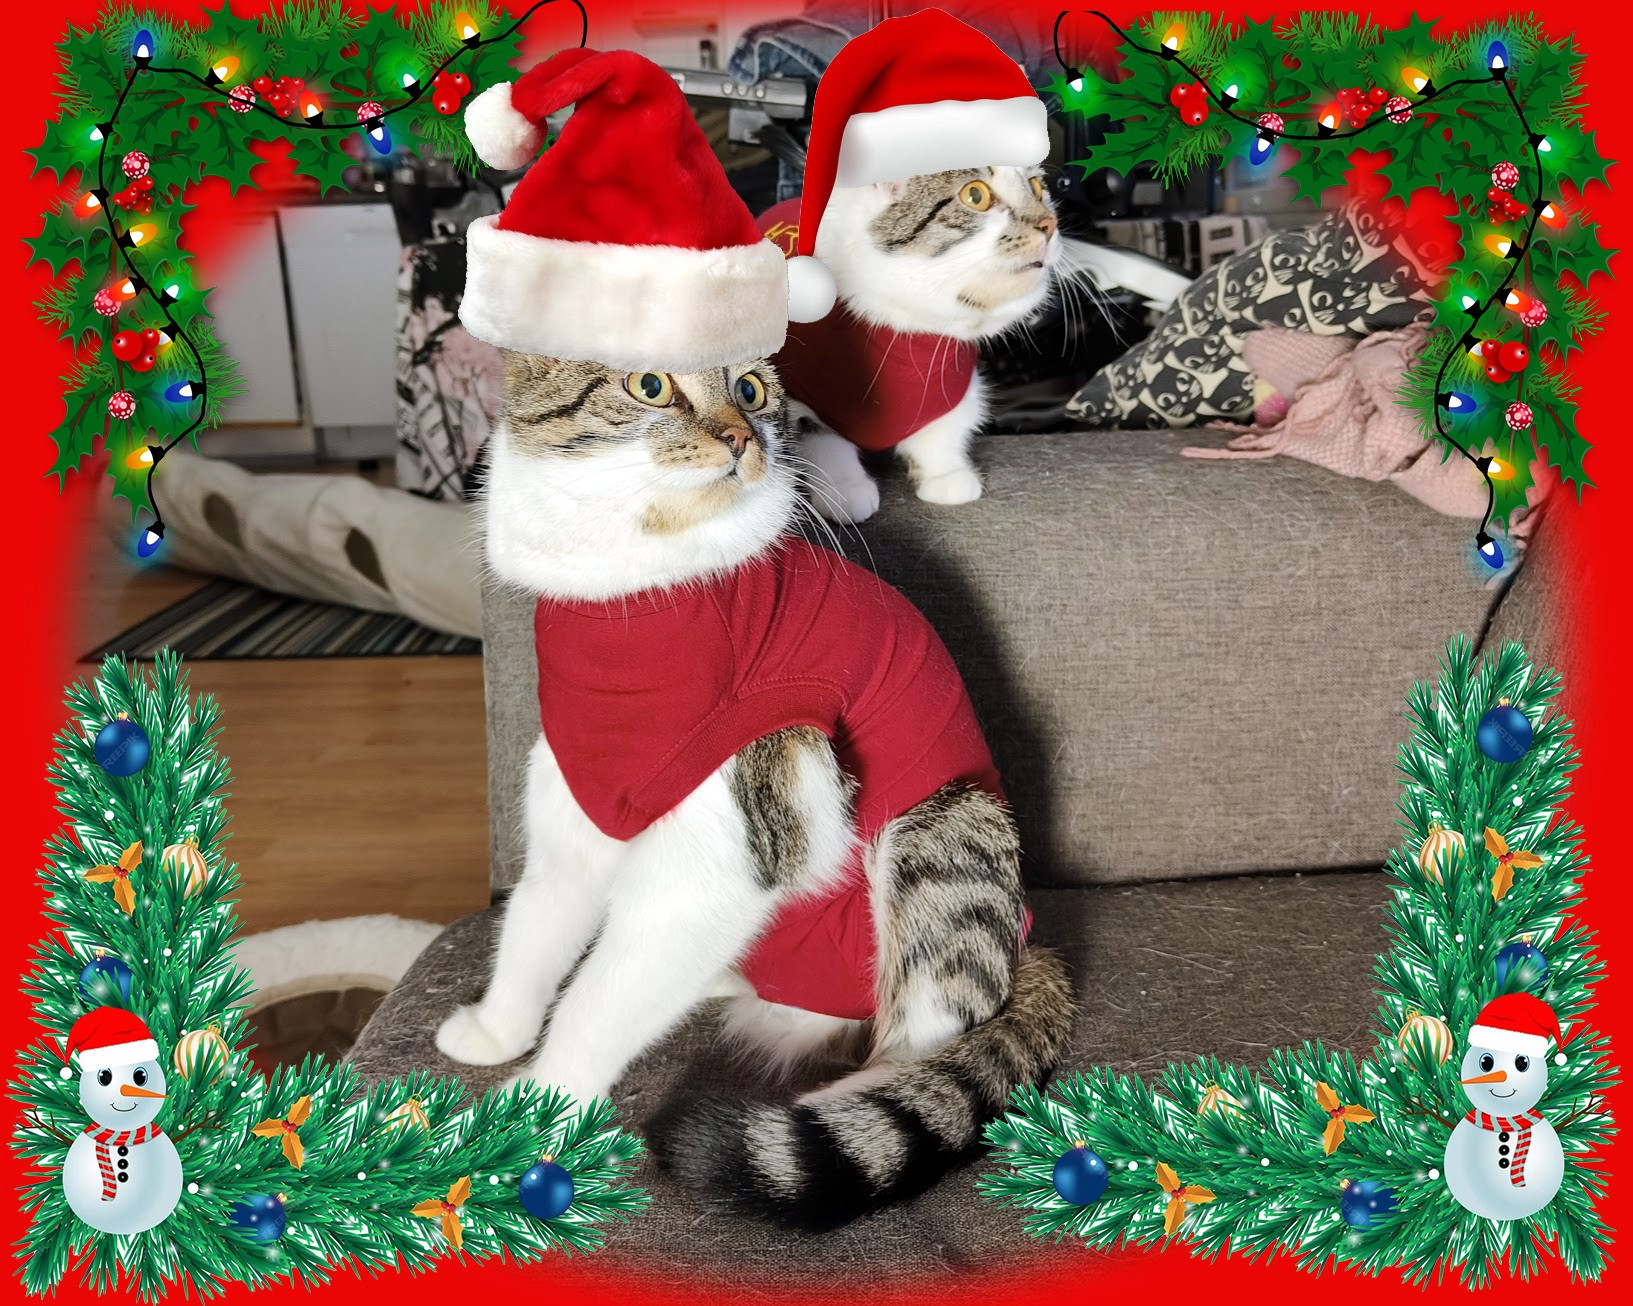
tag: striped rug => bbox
[88,579,480,661]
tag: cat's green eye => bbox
[1028,176,1046,200]
[734,371,767,412]
[958,179,993,211]
[625,372,675,406]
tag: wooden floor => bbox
[81,534,492,936]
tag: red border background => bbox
[4,2,1627,1302]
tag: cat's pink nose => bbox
[716,427,750,458]
[1037,215,1059,238]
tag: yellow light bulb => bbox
[125,446,155,470]
[1161,23,1183,52]
[1483,234,1514,259]
[211,55,240,83]
[126,223,158,247]
[1402,67,1430,94]
[455,10,480,42]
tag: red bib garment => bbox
[534,541,1003,1019]
[758,198,979,452]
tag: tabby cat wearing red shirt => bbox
[439,351,1071,1227]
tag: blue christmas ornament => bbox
[93,713,150,777]
[1052,1145,1110,1205]
[1477,702,1533,763]
[230,1193,287,1243]
[78,952,132,1005]
[1340,1179,1397,1229]
[518,1160,574,1220]
[1495,939,1549,992]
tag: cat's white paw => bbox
[435,1004,535,1066]
[512,1061,611,1109]
[813,465,881,524]
[913,466,983,506]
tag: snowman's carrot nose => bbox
[119,1084,167,1099]
[1460,1070,1508,1085]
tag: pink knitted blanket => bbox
[1183,323,1549,546]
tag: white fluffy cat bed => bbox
[111,448,482,639]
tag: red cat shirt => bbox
[534,540,1005,1020]
[758,198,979,452]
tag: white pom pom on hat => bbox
[464,82,546,171]
[786,255,837,323]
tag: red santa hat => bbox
[784,9,1050,322]
[1468,993,1567,1057]
[61,1007,159,1066]
[459,48,789,371]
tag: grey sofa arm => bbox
[481,432,1518,893]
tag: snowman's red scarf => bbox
[1464,1108,1544,1185]
[82,1123,164,1201]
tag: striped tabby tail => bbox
[651,946,1072,1229]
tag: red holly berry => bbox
[1505,401,1534,431]
[1491,160,1520,191]
[1497,341,1529,373]
[445,71,470,96]
[135,175,153,192]
[111,330,143,361]
[1484,362,1512,384]
[253,74,274,95]
[1385,95,1413,124]
[108,390,137,419]
[229,86,256,114]
[129,350,157,374]
[122,151,149,179]
[268,93,292,116]
[433,93,461,115]
[1479,339,1501,361]
[1367,87,1389,104]
[1168,82,1209,127]
[140,327,162,349]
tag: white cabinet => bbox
[209,213,299,425]
[278,204,400,435]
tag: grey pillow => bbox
[1066,206,1429,429]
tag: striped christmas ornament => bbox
[172,1024,229,1081]
[1397,1009,1454,1066]
[1416,824,1466,882]
[382,1097,429,1134]
[161,837,210,894]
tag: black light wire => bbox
[99,0,589,548]
[1052,10,1562,557]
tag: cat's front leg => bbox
[519,727,853,1104]
[788,399,881,524]
[436,735,618,1067]
[896,372,987,506]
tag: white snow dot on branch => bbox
[1127,1161,1139,1170]
[187,1182,199,1193]
[1261,1157,1271,1166]
[357,1170,367,1181]
[1428,1168,1440,1180]
[489,1174,500,1184]
[103,810,114,819]
[1455,934,1465,943]
[163,948,172,957]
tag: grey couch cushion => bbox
[483,433,1501,890]
[347,869,1389,1284]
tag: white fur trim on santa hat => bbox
[464,83,546,171]
[786,255,836,322]
[834,96,1049,188]
[461,216,789,372]
[1468,1023,1551,1056]
[74,1037,159,1066]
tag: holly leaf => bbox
[1533,393,1592,494]
[1286,140,1355,205]
[25,202,108,277]
[47,386,108,483]
[282,129,354,194]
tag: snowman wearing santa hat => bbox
[1444,993,1566,1220]
[60,1007,182,1234]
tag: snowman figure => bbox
[1444,993,1566,1221]
[60,1008,183,1235]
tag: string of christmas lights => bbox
[77,1,587,558]
[1051,10,1571,569]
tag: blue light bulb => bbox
[133,30,155,66]
[1487,40,1509,74]
[1250,132,1274,165]
[1475,532,1504,569]
[165,380,198,402]
[365,121,392,155]
[136,523,165,557]
[1439,391,1475,414]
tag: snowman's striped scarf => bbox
[82,1122,164,1201]
[1464,1108,1544,1186]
